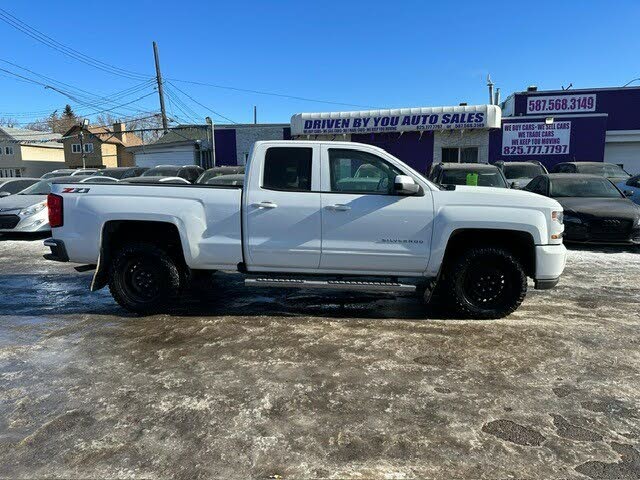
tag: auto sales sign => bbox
[291,105,501,136]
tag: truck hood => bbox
[445,185,561,210]
[0,194,45,212]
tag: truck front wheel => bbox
[444,246,527,319]
[108,242,181,314]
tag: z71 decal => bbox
[61,187,91,193]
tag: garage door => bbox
[604,142,640,174]
[133,145,196,168]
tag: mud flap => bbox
[90,242,110,292]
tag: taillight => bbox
[47,193,63,228]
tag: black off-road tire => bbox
[108,242,181,314]
[444,246,527,319]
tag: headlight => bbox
[551,210,563,224]
[20,202,46,217]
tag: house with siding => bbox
[62,122,142,169]
[0,127,65,177]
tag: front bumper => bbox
[564,219,640,245]
[0,210,50,233]
[43,238,69,262]
[534,244,567,289]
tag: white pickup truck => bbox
[44,141,566,318]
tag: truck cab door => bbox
[243,144,322,271]
[319,145,433,275]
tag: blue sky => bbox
[1,0,639,126]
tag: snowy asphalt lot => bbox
[0,235,639,479]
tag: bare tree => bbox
[96,113,165,144]
[0,117,19,128]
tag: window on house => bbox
[441,147,479,163]
[5,146,14,155]
[72,144,82,153]
[84,143,94,153]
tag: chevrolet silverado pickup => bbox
[44,141,567,318]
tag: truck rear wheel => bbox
[444,246,527,319]
[108,242,181,314]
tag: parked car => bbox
[428,163,509,188]
[71,168,99,176]
[45,140,566,319]
[79,176,119,183]
[0,176,104,234]
[524,173,640,245]
[92,167,148,180]
[41,169,78,179]
[196,166,245,184]
[616,174,640,205]
[203,174,245,186]
[0,178,39,197]
[121,176,191,185]
[494,161,548,189]
[550,162,632,183]
[141,165,204,183]
[40,168,99,179]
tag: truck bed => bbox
[51,182,244,269]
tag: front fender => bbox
[425,205,547,277]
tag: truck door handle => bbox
[254,201,278,209]
[327,204,351,211]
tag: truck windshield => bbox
[441,170,507,188]
[503,164,544,179]
[550,178,622,198]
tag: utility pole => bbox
[153,41,169,134]
[253,105,257,124]
[79,130,86,169]
[206,117,216,167]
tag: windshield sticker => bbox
[466,173,478,186]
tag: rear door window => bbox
[263,147,313,191]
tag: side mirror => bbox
[510,181,518,189]
[0,191,11,198]
[624,190,634,197]
[394,175,420,195]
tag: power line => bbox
[0,58,153,106]
[168,81,237,124]
[0,7,150,81]
[164,87,201,123]
[0,61,157,118]
[168,77,379,109]
[0,8,379,118]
